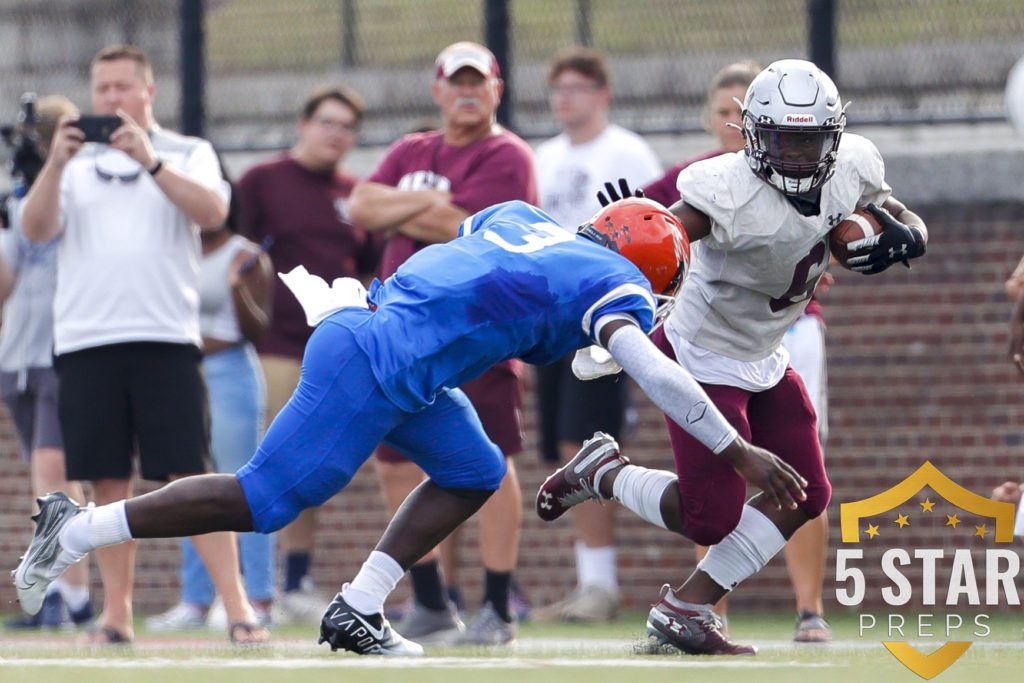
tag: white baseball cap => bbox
[435,41,501,80]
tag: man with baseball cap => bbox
[435,41,502,80]
[349,40,537,646]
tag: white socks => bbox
[697,505,786,591]
[611,464,677,530]
[341,551,405,615]
[59,500,131,555]
[575,541,618,591]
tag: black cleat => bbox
[318,591,423,656]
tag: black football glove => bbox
[596,178,645,207]
[846,203,926,275]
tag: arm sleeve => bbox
[606,323,738,453]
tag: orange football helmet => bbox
[579,197,690,297]
[579,197,690,332]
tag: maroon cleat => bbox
[639,585,757,656]
[536,432,628,522]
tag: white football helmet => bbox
[740,59,846,196]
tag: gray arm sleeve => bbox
[606,323,738,454]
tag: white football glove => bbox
[278,266,368,326]
[572,345,623,380]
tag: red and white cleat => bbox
[536,431,628,522]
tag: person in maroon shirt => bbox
[237,85,381,625]
[350,41,536,646]
[643,60,833,643]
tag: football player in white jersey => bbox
[538,59,928,655]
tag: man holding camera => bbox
[19,44,266,645]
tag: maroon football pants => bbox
[653,330,831,545]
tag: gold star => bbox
[865,524,880,539]
[920,498,935,512]
[895,514,910,528]
[975,524,989,539]
[946,514,961,529]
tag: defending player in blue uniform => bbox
[13,190,807,656]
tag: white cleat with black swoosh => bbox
[12,492,87,616]
[318,589,423,656]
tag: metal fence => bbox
[0,0,1021,153]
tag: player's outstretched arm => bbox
[598,318,808,509]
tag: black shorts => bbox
[534,352,630,463]
[55,342,211,482]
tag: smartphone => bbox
[73,115,122,143]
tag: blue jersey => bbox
[357,201,656,411]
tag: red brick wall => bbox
[1,203,1021,615]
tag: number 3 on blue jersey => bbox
[483,221,574,254]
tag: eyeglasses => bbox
[310,116,360,134]
[94,159,141,184]
[549,83,602,97]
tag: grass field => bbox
[2,610,1021,683]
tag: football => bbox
[829,208,884,269]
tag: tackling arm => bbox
[598,318,808,510]
[598,319,735,453]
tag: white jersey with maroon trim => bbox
[667,133,890,364]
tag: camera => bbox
[0,93,46,227]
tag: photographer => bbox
[1,94,95,631]
[19,44,267,646]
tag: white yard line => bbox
[0,656,829,669]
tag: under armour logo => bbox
[667,617,693,638]
[539,491,553,510]
[889,244,909,259]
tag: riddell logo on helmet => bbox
[783,114,818,124]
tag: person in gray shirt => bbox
[0,94,94,630]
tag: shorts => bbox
[0,367,63,461]
[652,328,831,546]
[54,342,211,482]
[534,352,630,462]
[237,309,506,533]
[376,360,524,463]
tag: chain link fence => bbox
[0,0,1021,152]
